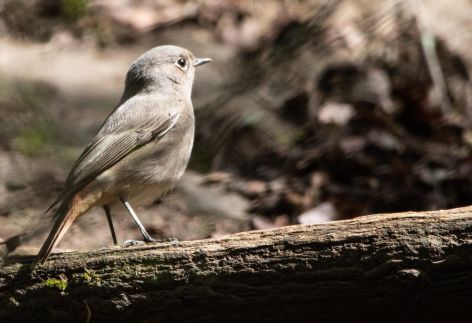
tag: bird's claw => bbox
[123,240,146,247]
[123,237,179,247]
[164,237,179,246]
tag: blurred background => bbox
[0,0,471,257]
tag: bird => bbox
[31,45,211,269]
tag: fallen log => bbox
[1,206,472,322]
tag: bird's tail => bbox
[31,195,84,270]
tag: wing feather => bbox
[47,95,180,212]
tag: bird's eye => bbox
[175,58,187,70]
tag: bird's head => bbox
[123,45,211,100]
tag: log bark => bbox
[1,206,472,323]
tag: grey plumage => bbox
[33,45,211,268]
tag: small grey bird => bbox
[32,45,211,268]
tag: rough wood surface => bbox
[1,206,472,322]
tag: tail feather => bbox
[31,195,82,270]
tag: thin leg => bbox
[103,205,118,245]
[119,197,156,242]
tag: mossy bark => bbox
[1,206,472,322]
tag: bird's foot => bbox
[162,237,179,246]
[143,236,157,243]
[123,240,145,247]
[123,237,179,247]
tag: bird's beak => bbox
[194,58,212,67]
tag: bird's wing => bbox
[47,95,180,212]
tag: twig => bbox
[84,300,92,323]
[410,0,453,114]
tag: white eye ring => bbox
[175,58,188,70]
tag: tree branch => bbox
[1,206,472,322]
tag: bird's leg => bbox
[103,205,118,245]
[119,197,156,243]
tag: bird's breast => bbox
[120,112,195,204]
[93,106,195,207]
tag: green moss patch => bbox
[44,278,68,291]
